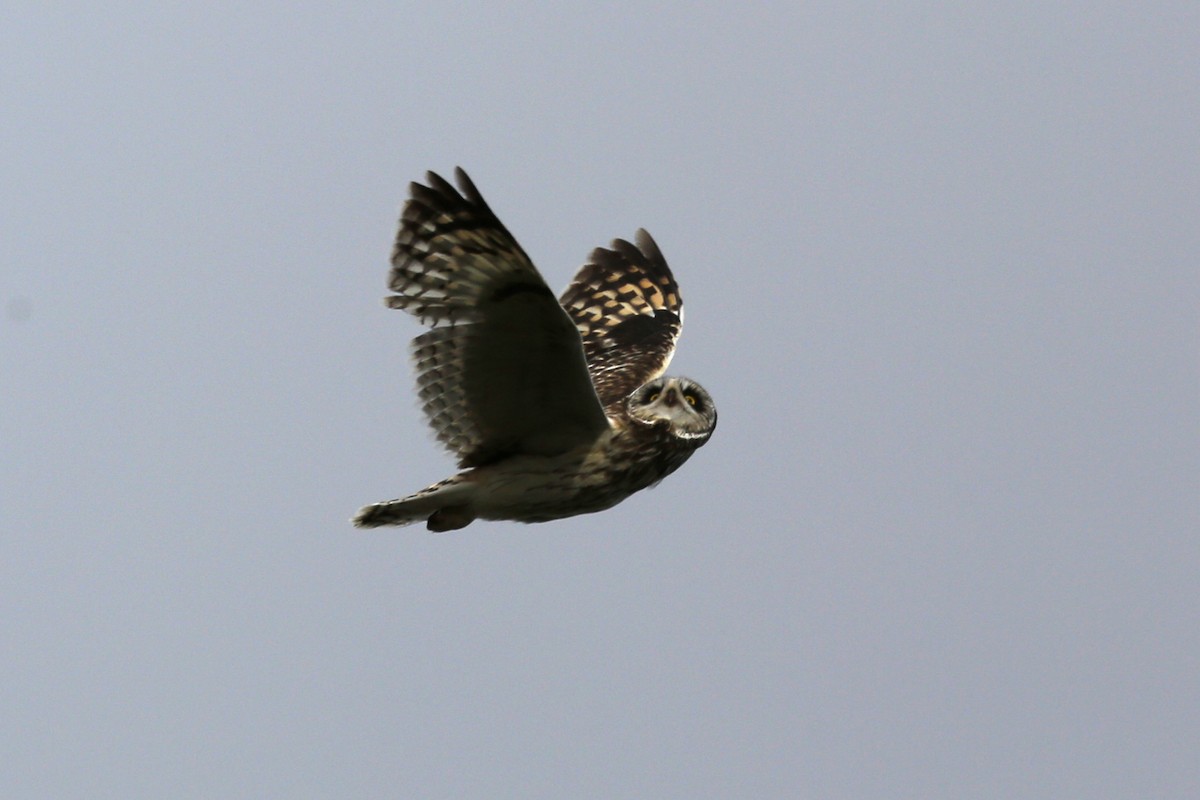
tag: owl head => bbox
[628,376,717,442]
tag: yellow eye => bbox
[685,394,697,406]
[648,392,660,403]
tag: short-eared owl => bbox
[352,168,716,531]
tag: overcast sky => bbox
[2,3,1197,798]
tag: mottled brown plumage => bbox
[353,168,716,531]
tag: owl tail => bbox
[351,474,476,532]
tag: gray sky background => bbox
[3,4,1197,798]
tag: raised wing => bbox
[388,168,609,467]
[559,230,684,409]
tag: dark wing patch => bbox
[388,169,610,466]
[559,229,684,409]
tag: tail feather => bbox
[351,500,430,529]
[351,474,475,531]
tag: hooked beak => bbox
[662,384,680,407]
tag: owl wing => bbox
[559,229,684,410]
[388,168,610,468]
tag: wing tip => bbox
[592,228,672,284]
[451,166,484,204]
[406,167,485,214]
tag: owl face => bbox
[628,376,716,441]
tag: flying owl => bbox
[352,168,716,531]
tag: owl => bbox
[352,168,716,531]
